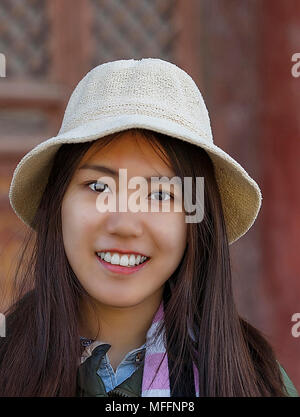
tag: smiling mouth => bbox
[95,252,150,275]
[95,252,149,268]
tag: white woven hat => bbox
[9,58,262,244]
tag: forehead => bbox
[78,130,174,174]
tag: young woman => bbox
[0,58,298,397]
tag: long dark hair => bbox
[0,128,286,396]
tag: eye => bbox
[88,181,110,193]
[149,191,173,201]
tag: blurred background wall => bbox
[0,0,299,390]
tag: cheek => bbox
[152,213,187,260]
[61,194,93,255]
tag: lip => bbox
[97,248,149,257]
[95,253,150,275]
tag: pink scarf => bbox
[141,299,199,397]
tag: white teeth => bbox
[97,251,148,267]
[120,255,129,266]
[111,253,120,264]
[104,252,111,262]
[129,254,136,266]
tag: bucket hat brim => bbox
[9,113,262,245]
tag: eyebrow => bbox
[78,163,181,183]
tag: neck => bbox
[79,287,164,354]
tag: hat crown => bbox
[58,58,213,142]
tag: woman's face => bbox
[61,130,187,308]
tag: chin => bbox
[91,292,146,308]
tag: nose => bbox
[103,211,143,238]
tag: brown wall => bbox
[259,0,300,390]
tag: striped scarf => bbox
[142,299,199,397]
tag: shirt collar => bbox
[80,337,146,365]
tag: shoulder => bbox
[278,362,299,397]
